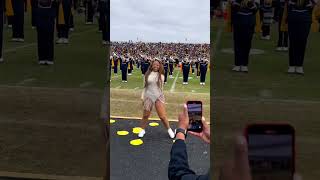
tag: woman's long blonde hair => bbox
[144,59,164,89]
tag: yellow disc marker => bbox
[132,127,143,134]
[110,119,116,124]
[149,122,159,127]
[117,131,129,136]
[130,139,143,146]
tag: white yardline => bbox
[79,81,93,88]
[16,78,36,86]
[3,28,97,54]
[134,87,139,90]
[4,43,36,53]
[170,71,180,93]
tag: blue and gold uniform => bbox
[182,58,190,85]
[98,0,108,44]
[168,56,174,78]
[56,0,73,44]
[121,56,129,82]
[35,0,58,65]
[275,0,289,50]
[11,0,26,41]
[228,0,260,72]
[84,0,95,24]
[199,59,208,85]
[163,57,169,83]
[282,0,318,73]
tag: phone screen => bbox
[247,125,294,180]
[187,101,202,132]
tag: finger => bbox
[188,131,201,137]
[183,104,188,116]
[234,136,251,180]
[201,117,210,128]
[294,173,302,180]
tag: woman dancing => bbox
[139,58,175,139]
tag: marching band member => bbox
[227,0,261,72]
[282,0,318,74]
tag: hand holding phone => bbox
[245,124,295,180]
[188,117,211,144]
[186,101,203,133]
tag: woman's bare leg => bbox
[155,100,170,129]
[141,110,151,129]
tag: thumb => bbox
[234,136,251,180]
[183,104,188,116]
[294,173,302,180]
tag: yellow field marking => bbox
[117,131,129,136]
[149,122,159,127]
[130,139,144,146]
[132,127,143,134]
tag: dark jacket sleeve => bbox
[168,139,209,180]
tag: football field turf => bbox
[0,13,106,178]
[110,68,211,122]
[1,13,106,89]
[212,18,320,180]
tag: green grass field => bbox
[110,67,211,121]
[1,13,107,89]
[0,12,107,177]
[212,18,320,180]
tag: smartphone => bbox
[186,101,203,132]
[245,124,295,180]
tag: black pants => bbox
[169,64,173,75]
[233,23,255,66]
[31,6,37,27]
[196,64,200,76]
[288,21,311,66]
[114,64,118,74]
[164,68,168,82]
[141,64,145,74]
[200,67,207,83]
[277,9,288,47]
[0,11,3,59]
[57,4,71,38]
[7,16,13,26]
[128,67,132,74]
[183,67,189,82]
[85,1,94,23]
[121,64,128,81]
[70,14,74,28]
[100,13,108,41]
[12,13,24,38]
[57,24,69,38]
[262,25,270,36]
[37,28,54,61]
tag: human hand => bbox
[219,135,303,180]
[188,117,210,144]
[178,104,189,130]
